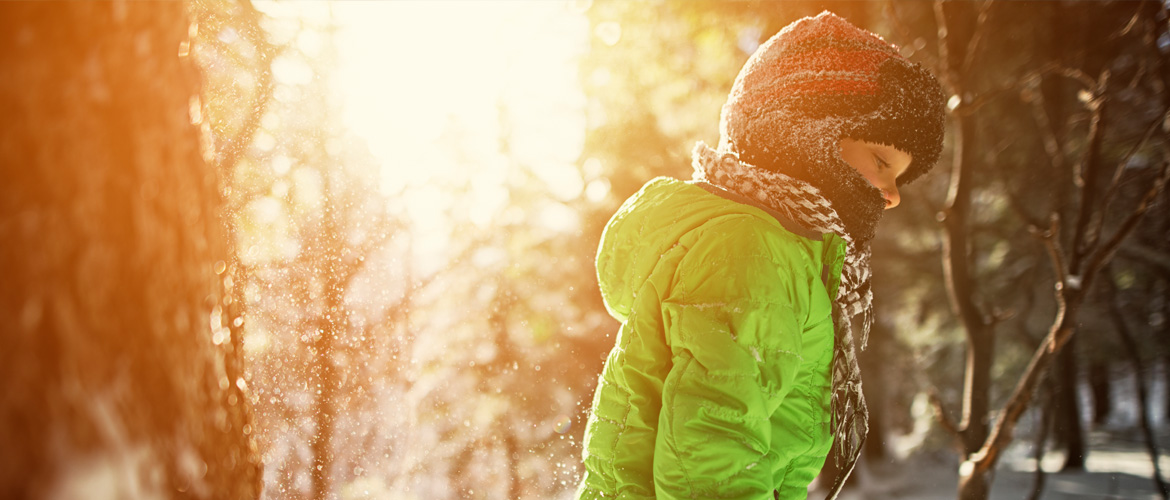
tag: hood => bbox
[596,177,784,322]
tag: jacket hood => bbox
[596,177,801,322]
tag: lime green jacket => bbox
[576,177,846,500]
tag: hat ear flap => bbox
[837,58,947,185]
[880,59,947,185]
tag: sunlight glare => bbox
[331,1,588,200]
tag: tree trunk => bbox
[935,1,994,496]
[859,318,891,463]
[0,3,259,499]
[1107,274,1170,499]
[1164,349,1170,423]
[1027,386,1054,500]
[944,105,994,464]
[1053,338,1086,470]
[960,319,994,457]
[1087,360,1111,426]
[958,466,991,500]
[310,285,340,500]
[310,172,344,500]
[1161,278,1170,420]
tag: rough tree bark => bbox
[0,3,260,499]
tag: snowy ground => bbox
[818,365,1170,499]
[827,428,1169,499]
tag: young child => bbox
[576,12,946,500]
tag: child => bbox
[576,11,945,500]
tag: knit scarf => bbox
[691,142,870,499]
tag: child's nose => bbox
[883,187,901,209]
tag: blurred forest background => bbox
[3,1,1170,499]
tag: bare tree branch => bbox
[1031,216,1069,292]
[964,299,1073,479]
[949,63,1097,118]
[964,117,1169,489]
[1098,108,1170,219]
[1069,73,1110,269]
[1119,242,1170,276]
[886,1,942,73]
[1023,76,1068,192]
[932,0,955,92]
[959,0,996,80]
[1115,3,1146,39]
[1003,164,1047,229]
[1084,160,1170,288]
[928,386,963,444]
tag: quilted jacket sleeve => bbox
[653,215,812,500]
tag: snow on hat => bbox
[718,11,946,242]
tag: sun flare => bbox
[330,2,588,215]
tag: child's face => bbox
[838,138,913,209]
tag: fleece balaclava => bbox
[718,11,946,244]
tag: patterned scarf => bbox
[691,142,870,499]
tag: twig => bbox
[932,1,955,92]
[1084,160,1170,289]
[952,63,1094,117]
[1118,242,1170,276]
[1031,215,1068,292]
[1098,108,1170,220]
[959,0,995,80]
[1004,173,1047,229]
[885,1,941,73]
[1115,3,1145,39]
[929,386,963,444]
[1023,75,1070,219]
[1070,72,1110,269]
[964,307,1071,479]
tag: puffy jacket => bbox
[576,177,847,500]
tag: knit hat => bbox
[718,11,946,243]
